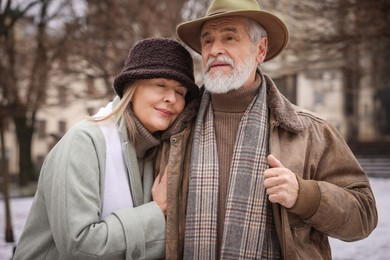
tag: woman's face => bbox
[132,78,188,133]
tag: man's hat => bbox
[176,0,289,61]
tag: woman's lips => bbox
[156,108,173,117]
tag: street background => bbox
[1,177,389,260]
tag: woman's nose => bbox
[163,90,176,104]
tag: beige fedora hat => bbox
[177,0,289,62]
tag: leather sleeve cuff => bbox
[288,176,321,219]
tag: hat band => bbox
[207,8,258,17]
[208,9,235,16]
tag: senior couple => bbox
[14,0,377,259]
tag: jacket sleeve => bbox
[44,123,165,259]
[288,121,378,241]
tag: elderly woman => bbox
[13,38,199,260]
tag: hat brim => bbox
[177,10,289,62]
[113,68,200,102]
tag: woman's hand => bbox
[152,167,168,216]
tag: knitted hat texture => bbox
[113,38,199,102]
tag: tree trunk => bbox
[13,114,36,186]
[0,118,14,242]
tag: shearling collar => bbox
[159,70,305,138]
[264,74,304,134]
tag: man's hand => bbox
[264,154,299,208]
[152,167,168,216]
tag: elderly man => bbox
[174,0,378,259]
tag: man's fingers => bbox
[267,154,284,168]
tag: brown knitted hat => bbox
[113,38,199,102]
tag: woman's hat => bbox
[113,38,199,102]
[176,0,289,62]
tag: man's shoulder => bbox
[292,104,327,124]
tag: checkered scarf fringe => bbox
[184,80,278,259]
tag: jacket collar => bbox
[264,73,304,134]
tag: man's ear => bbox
[256,37,268,64]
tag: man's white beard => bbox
[202,54,257,94]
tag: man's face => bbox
[200,16,265,93]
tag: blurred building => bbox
[3,69,109,180]
[31,74,109,175]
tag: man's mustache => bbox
[206,56,235,72]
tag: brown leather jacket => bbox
[160,75,378,260]
[156,98,197,260]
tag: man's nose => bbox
[209,40,225,57]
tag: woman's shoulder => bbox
[65,119,103,138]
[52,119,105,154]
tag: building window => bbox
[87,107,96,116]
[58,120,66,136]
[36,120,46,139]
[36,155,45,173]
[86,75,96,96]
[273,74,297,104]
[2,117,10,130]
[58,86,67,106]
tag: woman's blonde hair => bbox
[92,83,138,143]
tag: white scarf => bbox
[94,102,133,219]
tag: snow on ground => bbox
[1,178,389,260]
[0,196,33,260]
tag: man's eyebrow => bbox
[220,27,238,34]
[201,31,209,40]
[201,26,238,39]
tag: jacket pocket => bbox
[291,224,331,260]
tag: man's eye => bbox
[202,39,212,45]
[225,35,235,41]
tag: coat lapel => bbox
[118,119,144,207]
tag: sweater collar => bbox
[133,117,161,158]
[210,74,261,113]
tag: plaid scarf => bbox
[184,79,279,259]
